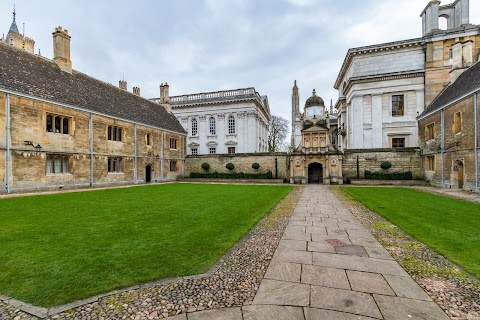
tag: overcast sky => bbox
[2,0,480,124]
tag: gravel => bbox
[334,187,480,320]
[0,187,302,320]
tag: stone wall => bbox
[343,148,423,180]
[185,153,289,179]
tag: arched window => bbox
[439,16,448,30]
[228,116,236,134]
[191,118,198,136]
[209,117,216,135]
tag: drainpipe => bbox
[181,136,185,177]
[89,113,94,187]
[475,92,479,193]
[441,110,445,188]
[5,94,11,193]
[161,131,165,180]
[134,124,138,183]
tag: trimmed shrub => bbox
[201,163,210,170]
[252,163,261,170]
[189,170,273,179]
[380,161,392,170]
[226,163,235,170]
[364,170,412,180]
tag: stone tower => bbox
[291,80,302,150]
[5,6,35,54]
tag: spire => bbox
[330,99,333,114]
[13,4,16,22]
[8,5,20,35]
[312,89,316,96]
[292,80,300,112]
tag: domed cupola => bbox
[304,89,325,118]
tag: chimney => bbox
[159,83,172,113]
[133,87,141,96]
[119,80,127,90]
[52,26,72,73]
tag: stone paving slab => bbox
[264,261,301,282]
[347,270,395,296]
[253,279,310,306]
[304,308,377,320]
[187,307,243,320]
[242,305,304,320]
[301,265,350,289]
[373,295,450,320]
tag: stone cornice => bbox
[334,38,424,89]
[344,71,425,96]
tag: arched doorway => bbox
[308,163,323,184]
[453,161,464,189]
[145,165,152,183]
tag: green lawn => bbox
[0,183,292,307]
[341,187,480,278]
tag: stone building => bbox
[0,23,186,193]
[151,88,271,155]
[289,82,343,184]
[333,0,478,182]
[418,61,479,192]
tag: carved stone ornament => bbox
[238,112,246,119]
[295,159,301,167]
[330,158,338,166]
[217,114,225,120]
[199,115,207,121]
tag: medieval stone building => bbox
[0,13,186,194]
[289,82,343,184]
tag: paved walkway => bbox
[169,186,450,320]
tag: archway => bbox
[145,165,152,183]
[308,163,323,184]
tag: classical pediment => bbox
[225,140,238,146]
[302,125,329,133]
[188,142,200,147]
[206,141,218,147]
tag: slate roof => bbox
[420,61,480,118]
[0,43,186,134]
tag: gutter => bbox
[5,94,11,193]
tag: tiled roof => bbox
[0,43,186,134]
[420,61,480,118]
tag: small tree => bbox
[268,115,289,152]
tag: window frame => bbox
[228,116,236,134]
[425,123,435,141]
[453,112,462,134]
[107,126,123,142]
[146,133,152,146]
[392,137,406,148]
[209,147,216,154]
[107,157,123,173]
[46,113,71,135]
[191,148,198,155]
[46,155,69,174]
[169,137,178,149]
[228,147,236,155]
[170,160,178,172]
[191,118,198,136]
[391,94,405,117]
[426,155,435,171]
[209,117,216,135]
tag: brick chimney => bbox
[133,87,141,96]
[119,80,127,90]
[52,26,72,73]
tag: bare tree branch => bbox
[268,115,289,152]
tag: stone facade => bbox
[151,88,271,156]
[185,153,288,179]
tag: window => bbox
[191,148,198,155]
[449,48,453,60]
[392,95,404,116]
[228,147,235,155]
[454,112,462,134]
[46,155,69,174]
[209,147,216,154]
[146,133,152,146]
[108,157,122,173]
[209,117,216,135]
[46,114,70,134]
[107,126,123,142]
[170,137,178,149]
[392,138,406,148]
[228,116,236,134]
[425,123,435,141]
[426,155,435,171]
[170,160,177,172]
[191,119,198,136]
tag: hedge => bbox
[364,170,412,180]
[190,170,273,179]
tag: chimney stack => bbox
[52,26,72,73]
[133,87,141,96]
[159,83,172,113]
[119,80,127,90]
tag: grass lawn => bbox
[341,187,480,279]
[0,183,292,307]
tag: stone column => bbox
[371,94,383,148]
[351,96,364,149]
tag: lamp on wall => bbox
[34,144,42,152]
